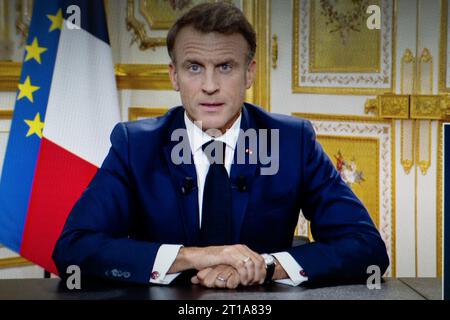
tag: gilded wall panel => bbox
[293,0,396,94]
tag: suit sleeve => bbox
[286,120,390,285]
[52,123,162,285]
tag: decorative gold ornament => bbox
[418,48,433,94]
[365,98,379,116]
[126,0,167,50]
[379,94,410,119]
[400,48,415,94]
[411,95,441,120]
[271,34,278,69]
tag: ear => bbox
[245,59,257,89]
[169,62,180,91]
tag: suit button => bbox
[151,271,160,280]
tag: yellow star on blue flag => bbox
[47,9,63,32]
[24,37,48,64]
[17,76,40,103]
[24,113,45,138]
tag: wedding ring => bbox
[243,256,250,263]
[217,276,226,282]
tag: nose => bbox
[201,69,219,95]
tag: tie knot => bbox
[202,140,226,165]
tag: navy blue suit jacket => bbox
[53,103,389,285]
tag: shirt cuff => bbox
[271,251,308,286]
[149,244,183,285]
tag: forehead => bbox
[173,26,249,63]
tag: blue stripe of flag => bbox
[62,0,110,45]
[0,0,61,251]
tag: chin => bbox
[201,122,226,132]
[197,115,226,130]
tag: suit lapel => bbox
[230,105,258,243]
[162,105,260,245]
[163,109,200,246]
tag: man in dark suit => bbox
[53,2,389,289]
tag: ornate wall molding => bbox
[400,120,414,174]
[366,94,450,120]
[128,107,168,121]
[439,0,449,93]
[243,0,271,110]
[401,48,415,94]
[379,95,410,119]
[0,109,13,119]
[411,95,442,120]
[415,120,432,175]
[0,256,33,269]
[0,63,173,91]
[293,0,396,94]
[418,48,433,94]
[115,64,172,90]
[126,0,167,51]
[0,62,21,91]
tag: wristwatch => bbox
[261,254,276,284]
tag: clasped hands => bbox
[173,244,272,289]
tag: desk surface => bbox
[0,278,442,300]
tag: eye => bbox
[188,64,202,73]
[219,64,232,72]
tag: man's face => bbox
[169,26,256,132]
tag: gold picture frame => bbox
[292,0,397,95]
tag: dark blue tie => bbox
[200,140,232,246]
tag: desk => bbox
[0,278,441,300]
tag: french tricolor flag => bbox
[0,0,120,275]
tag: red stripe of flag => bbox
[20,138,98,274]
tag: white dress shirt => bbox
[149,111,308,286]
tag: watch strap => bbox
[264,256,276,284]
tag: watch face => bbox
[262,254,275,266]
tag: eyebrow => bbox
[182,59,203,67]
[182,58,239,67]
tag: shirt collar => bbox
[184,110,242,154]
